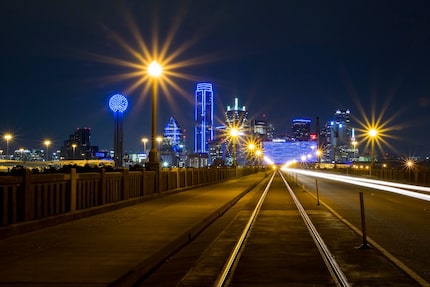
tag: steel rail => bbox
[279,170,350,287]
[213,171,276,287]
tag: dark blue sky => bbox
[2,1,430,157]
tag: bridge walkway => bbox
[0,172,420,286]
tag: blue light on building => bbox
[194,83,214,153]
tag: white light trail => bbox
[283,168,430,202]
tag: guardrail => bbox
[0,167,259,229]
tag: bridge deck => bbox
[0,172,418,286]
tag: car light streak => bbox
[283,168,430,202]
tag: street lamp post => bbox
[156,136,162,150]
[316,149,322,168]
[369,128,378,175]
[352,140,357,163]
[146,60,162,194]
[19,148,24,161]
[230,128,239,167]
[255,149,262,169]
[4,134,12,160]
[72,144,77,159]
[142,137,148,155]
[247,143,255,166]
[44,140,51,161]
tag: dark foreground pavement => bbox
[0,173,267,287]
[0,171,423,287]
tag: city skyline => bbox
[2,1,430,157]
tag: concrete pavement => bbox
[0,172,267,287]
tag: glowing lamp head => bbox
[368,128,378,138]
[44,140,51,146]
[109,94,128,113]
[230,128,239,138]
[148,60,162,77]
[4,134,12,141]
[248,143,255,151]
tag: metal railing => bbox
[0,167,259,229]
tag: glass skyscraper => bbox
[194,82,214,153]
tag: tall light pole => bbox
[142,137,148,154]
[146,60,162,172]
[352,140,357,163]
[230,127,239,167]
[368,128,378,175]
[72,143,77,159]
[4,134,12,160]
[19,148,24,161]
[247,142,255,166]
[255,149,262,169]
[156,136,162,149]
[44,140,51,161]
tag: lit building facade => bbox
[194,82,214,153]
[164,116,183,152]
[291,118,311,141]
[224,98,249,166]
[225,97,249,130]
[329,109,353,163]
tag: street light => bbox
[406,159,414,182]
[19,148,24,161]
[351,140,357,163]
[316,149,322,168]
[146,60,162,172]
[247,142,256,166]
[368,128,378,173]
[4,134,12,160]
[156,136,162,149]
[71,143,77,159]
[141,137,148,154]
[255,149,263,168]
[44,140,51,161]
[230,127,239,167]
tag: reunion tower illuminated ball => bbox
[109,94,128,113]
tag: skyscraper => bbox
[60,128,98,160]
[330,109,353,162]
[194,82,214,153]
[291,118,311,141]
[164,116,183,152]
[225,98,249,130]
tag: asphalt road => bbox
[295,171,430,283]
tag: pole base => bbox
[356,243,371,249]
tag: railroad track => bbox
[137,170,421,287]
[213,170,349,287]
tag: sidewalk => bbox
[0,173,268,287]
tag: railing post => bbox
[70,168,77,212]
[23,169,34,221]
[141,169,146,196]
[122,168,129,200]
[99,168,106,205]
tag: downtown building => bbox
[191,82,214,167]
[60,128,99,160]
[161,116,186,167]
[320,109,355,163]
[223,98,249,166]
[291,118,312,141]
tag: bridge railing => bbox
[0,166,257,229]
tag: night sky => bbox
[2,1,430,157]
